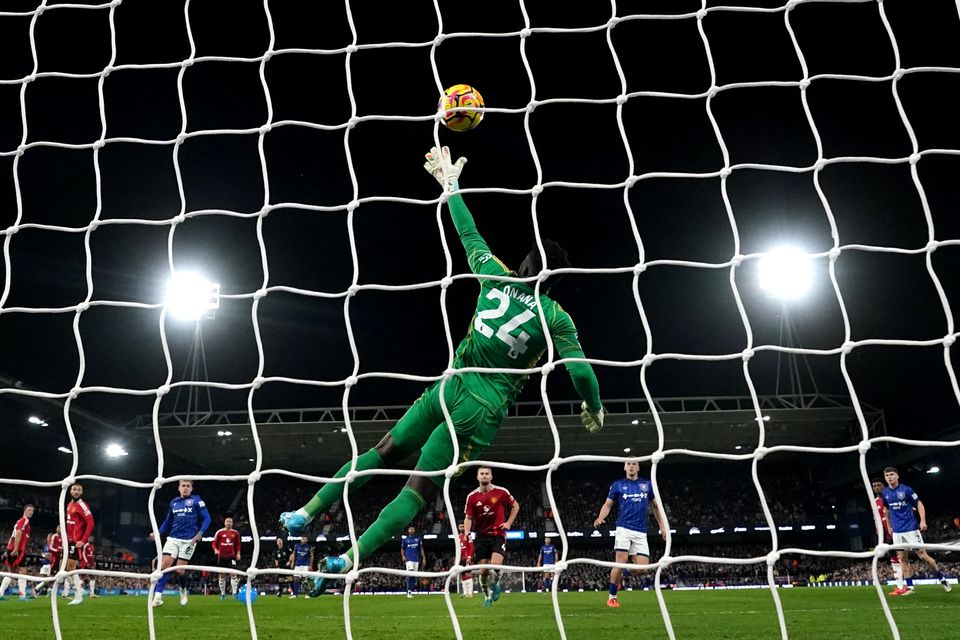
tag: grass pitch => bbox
[0,587,956,640]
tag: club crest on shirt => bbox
[186,499,193,506]
[490,497,498,504]
[897,491,905,500]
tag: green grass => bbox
[0,587,956,640]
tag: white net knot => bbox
[641,353,655,366]
[262,50,274,61]
[61,476,77,489]
[520,28,532,38]
[440,276,453,289]
[527,99,539,112]
[875,542,890,557]
[730,253,743,267]
[69,386,81,400]
[696,8,707,19]
[633,263,646,275]
[153,477,165,490]
[76,301,90,313]
[720,167,732,178]
[651,451,666,464]
[182,58,195,68]
[157,384,171,397]
[786,0,799,11]
[346,44,358,54]
[531,184,544,196]
[35,5,45,15]
[828,247,841,261]
[346,283,360,297]
[87,219,101,230]
[16,144,26,156]
[252,376,265,389]
[346,569,360,583]
[943,333,956,347]
[766,550,781,566]
[176,133,187,144]
[55,570,70,583]
[909,152,921,165]
[741,347,755,362]
[616,94,628,105]
[753,446,768,460]
[247,567,260,579]
[444,465,458,479]
[433,34,445,47]
[893,68,905,81]
[248,471,261,484]
[541,361,555,375]
[345,470,359,482]
[172,213,186,225]
[625,175,638,188]
[253,287,268,300]
[345,375,359,388]
[92,139,106,150]
[707,86,719,99]
[799,78,811,90]
[858,440,872,454]
[442,368,455,381]
[553,560,568,572]
[814,158,827,171]
[538,268,552,282]
[841,340,855,355]
[926,239,940,253]
[149,568,162,583]
[548,458,562,472]
[347,116,361,129]
[607,17,620,29]
[259,123,273,135]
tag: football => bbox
[438,83,485,132]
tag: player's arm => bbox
[235,533,241,562]
[650,497,668,540]
[916,499,928,531]
[882,507,892,536]
[194,500,212,542]
[153,503,173,538]
[10,527,23,557]
[463,516,473,538]
[536,551,543,567]
[288,550,295,569]
[594,498,615,528]
[420,541,426,565]
[502,500,520,531]
[549,308,603,432]
[211,531,220,555]
[80,502,94,544]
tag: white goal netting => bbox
[1,1,960,640]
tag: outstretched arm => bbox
[549,307,603,429]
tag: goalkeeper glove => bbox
[581,401,604,434]
[423,145,467,193]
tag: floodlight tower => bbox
[164,272,220,426]
[757,247,819,404]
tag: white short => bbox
[39,564,52,577]
[614,527,649,557]
[293,565,310,574]
[405,561,420,572]
[892,530,924,549]
[162,537,197,561]
[542,564,556,574]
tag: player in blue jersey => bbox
[401,526,426,598]
[149,479,212,608]
[880,467,951,595]
[536,536,558,592]
[288,536,313,598]
[593,460,666,608]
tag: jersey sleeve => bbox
[79,500,94,542]
[607,482,620,503]
[446,194,514,277]
[502,488,517,507]
[197,497,211,535]
[157,502,174,535]
[464,494,475,519]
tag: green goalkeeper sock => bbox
[301,448,385,518]
[345,486,426,563]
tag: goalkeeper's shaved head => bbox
[518,238,570,292]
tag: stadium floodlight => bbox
[28,415,48,426]
[631,419,639,425]
[104,443,128,458]
[927,466,940,474]
[217,430,232,437]
[57,446,72,454]
[757,246,813,300]
[762,415,771,421]
[623,448,631,453]
[164,271,220,321]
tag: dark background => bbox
[0,0,958,512]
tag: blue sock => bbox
[936,570,944,580]
[906,577,914,587]
[545,578,552,591]
[406,576,415,593]
[156,572,169,593]
[292,580,300,595]
[608,582,619,597]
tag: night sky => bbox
[0,0,959,482]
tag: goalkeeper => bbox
[279,146,604,592]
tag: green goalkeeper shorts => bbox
[389,376,504,487]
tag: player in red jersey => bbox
[211,516,242,600]
[457,522,475,598]
[64,482,94,605]
[0,504,34,601]
[463,467,519,607]
[872,479,904,595]
[78,540,98,598]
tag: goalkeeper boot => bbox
[482,597,492,608]
[491,582,502,602]
[279,512,308,536]
[308,556,347,597]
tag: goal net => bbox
[1,1,959,640]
